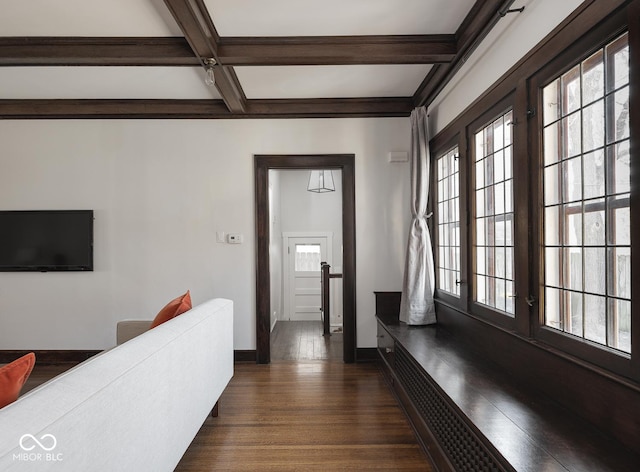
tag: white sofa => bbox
[0,298,234,471]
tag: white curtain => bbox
[399,106,436,325]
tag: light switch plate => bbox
[227,233,243,244]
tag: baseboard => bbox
[356,347,379,362]
[234,350,257,362]
[2,348,367,365]
[0,350,101,365]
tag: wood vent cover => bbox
[395,346,506,472]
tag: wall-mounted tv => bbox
[0,210,94,272]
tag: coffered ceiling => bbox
[0,0,516,119]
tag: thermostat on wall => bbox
[227,233,243,244]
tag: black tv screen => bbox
[0,210,93,272]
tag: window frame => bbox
[467,96,519,331]
[432,134,469,312]
[528,14,637,378]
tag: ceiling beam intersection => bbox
[413,0,517,108]
[163,0,247,113]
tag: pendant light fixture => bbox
[307,170,335,193]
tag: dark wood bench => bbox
[377,312,640,471]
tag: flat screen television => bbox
[0,210,94,272]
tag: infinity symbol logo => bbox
[19,434,57,452]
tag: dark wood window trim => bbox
[467,96,519,331]
[430,0,639,383]
[432,134,469,312]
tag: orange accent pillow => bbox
[0,352,36,409]
[149,291,192,329]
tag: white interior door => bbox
[285,236,330,321]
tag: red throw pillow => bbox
[0,352,36,409]
[149,291,192,329]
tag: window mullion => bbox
[540,31,631,355]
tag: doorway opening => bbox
[255,155,356,363]
[270,168,342,361]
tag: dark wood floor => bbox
[175,361,432,471]
[176,321,431,470]
[270,320,343,361]
[13,322,432,471]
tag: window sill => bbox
[435,297,640,392]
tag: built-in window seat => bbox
[376,305,640,471]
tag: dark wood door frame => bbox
[255,154,356,364]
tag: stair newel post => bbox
[321,262,331,337]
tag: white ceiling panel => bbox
[0,67,220,100]
[205,0,475,36]
[0,0,181,36]
[236,64,432,99]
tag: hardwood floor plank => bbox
[177,445,430,471]
[175,361,432,471]
[271,320,343,361]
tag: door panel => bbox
[287,237,327,321]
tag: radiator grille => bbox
[395,347,504,472]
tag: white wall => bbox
[0,118,410,350]
[429,0,583,135]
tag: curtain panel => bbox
[399,107,436,325]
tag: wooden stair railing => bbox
[320,262,342,337]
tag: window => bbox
[473,111,515,315]
[295,244,321,271]
[541,32,630,353]
[436,146,461,296]
[430,1,636,382]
